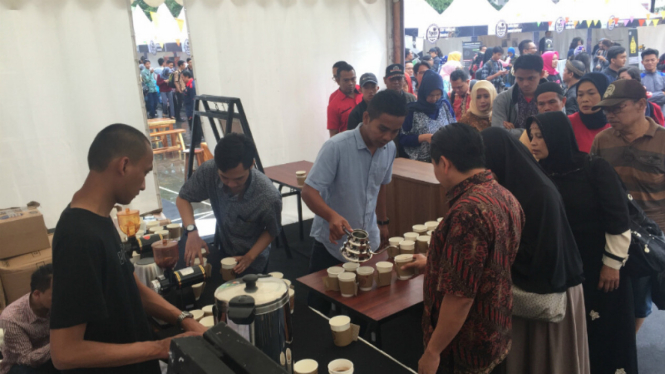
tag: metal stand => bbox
[186,95,292,259]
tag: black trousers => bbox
[174,92,184,120]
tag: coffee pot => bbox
[340,228,388,263]
[213,275,293,365]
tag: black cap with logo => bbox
[592,79,647,110]
[385,64,405,78]
[359,73,378,88]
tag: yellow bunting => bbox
[176,19,185,33]
[653,19,660,26]
[175,39,181,46]
[150,12,159,28]
[573,21,579,28]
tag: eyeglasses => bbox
[603,102,631,116]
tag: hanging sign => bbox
[496,19,508,38]
[426,24,440,43]
[554,17,566,33]
[148,40,157,55]
[182,38,191,56]
[608,15,616,30]
[627,28,639,66]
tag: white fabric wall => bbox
[0,0,161,228]
[184,0,389,167]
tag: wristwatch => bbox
[377,218,390,226]
[176,311,194,329]
[186,224,197,233]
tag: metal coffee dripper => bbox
[340,228,388,263]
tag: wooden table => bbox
[264,161,314,240]
[150,128,186,155]
[297,251,424,347]
[386,158,448,236]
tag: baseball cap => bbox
[385,64,405,78]
[359,73,378,87]
[592,79,647,110]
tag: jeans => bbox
[632,275,653,318]
[8,361,59,374]
[145,92,159,118]
[307,240,343,314]
[160,91,175,118]
[174,92,184,120]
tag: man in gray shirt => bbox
[641,48,665,109]
[177,134,282,275]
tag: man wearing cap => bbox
[347,73,380,131]
[384,64,417,103]
[563,60,586,114]
[591,79,665,333]
[327,63,363,137]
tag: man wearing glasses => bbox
[591,79,665,334]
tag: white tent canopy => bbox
[498,0,558,24]
[606,0,655,20]
[176,8,189,42]
[437,0,500,28]
[132,6,156,45]
[155,4,180,44]
[404,0,441,36]
[554,0,609,23]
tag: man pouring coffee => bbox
[50,124,206,373]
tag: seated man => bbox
[0,265,58,374]
[177,133,282,275]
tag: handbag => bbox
[512,284,567,323]
[623,193,665,278]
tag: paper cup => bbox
[145,221,160,229]
[412,224,428,234]
[166,223,182,239]
[289,288,295,314]
[417,235,431,254]
[357,266,375,291]
[388,237,403,259]
[221,257,237,281]
[394,254,416,280]
[269,272,284,279]
[375,261,393,273]
[328,359,354,374]
[194,257,208,266]
[199,316,215,329]
[284,279,292,288]
[294,359,318,374]
[399,240,415,255]
[192,282,204,300]
[190,309,204,321]
[327,266,344,278]
[342,262,359,273]
[149,226,162,234]
[425,221,439,232]
[329,316,353,347]
[155,230,170,238]
[296,171,307,187]
[202,305,213,316]
[403,232,419,242]
[338,272,356,297]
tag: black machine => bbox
[168,322,287,374]
[151,265,208,311]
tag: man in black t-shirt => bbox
[50,124,205,373]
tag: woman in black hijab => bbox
[481,128,589,374]
[528,112,636,374]
[568,73,610,153]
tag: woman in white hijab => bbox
[459,80,496,132]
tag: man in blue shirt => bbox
[303,90,407,289]
[641,48,665,109]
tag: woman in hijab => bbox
[440,51,462,93]
[528,112,636,374]
[542,51,562,85]
[481,128,589,374]
[399,70,455,162]
[459,80,496,132]
[568,73,611,153]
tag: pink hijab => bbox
[542,51,559,76]
[440,60,462,81]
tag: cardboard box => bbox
[0,206,50,259]
[0,246,52,304]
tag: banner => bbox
[176,19,185,33]
[627,28,639,66]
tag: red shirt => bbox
[327,88,363,132]
[452,93,472,119]
[424,171,524,373]
[568,112,611,153]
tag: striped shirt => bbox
[591,117,665,231]
[0,294,50,373]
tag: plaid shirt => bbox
[478,60,505,92]
[0,294,51,373]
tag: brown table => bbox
[264,161,314,240]
[297,251,423,347]
[386,158,448,236]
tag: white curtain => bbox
[0,0,161,228]
[184,0,389,167]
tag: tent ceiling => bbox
[438,0,499,28]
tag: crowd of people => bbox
[138,56,196,121]
[324,37,665,374]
